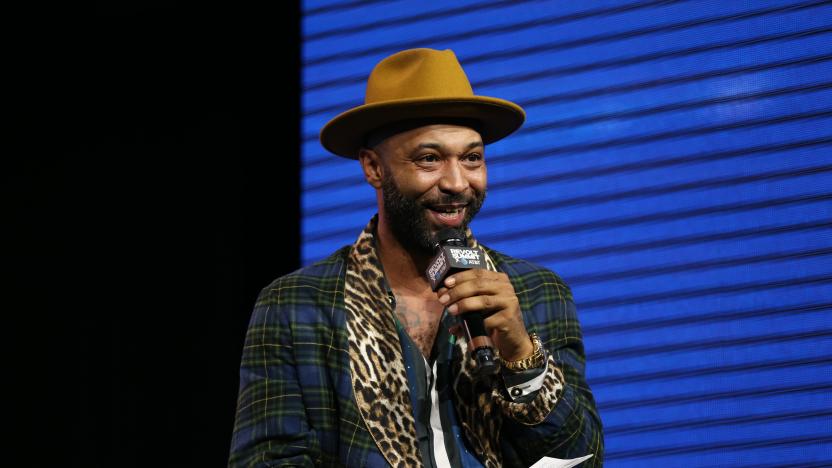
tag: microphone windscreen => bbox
[436,228,466,247]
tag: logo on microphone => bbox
[449,248,482,266]
[427,252,447,280]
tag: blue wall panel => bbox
[302,1,832,465]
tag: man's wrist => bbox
[502,332,545,372]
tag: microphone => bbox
[426,228,498,380]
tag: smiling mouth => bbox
[426,204,467,226]
[432,206,464,216]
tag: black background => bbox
[9,2,301,466]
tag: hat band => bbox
[364,117,483,149]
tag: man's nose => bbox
[438,160,469,194]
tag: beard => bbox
[380,172,485,255]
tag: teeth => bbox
[438,208,461,216]
[429,206,464,218]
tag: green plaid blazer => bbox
[229,228,603,467]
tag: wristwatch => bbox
[502,332,545,371]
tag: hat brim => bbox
[319,95,526,159]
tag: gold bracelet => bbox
[502,333,545,371]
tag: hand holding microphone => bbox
[426,229,534,381]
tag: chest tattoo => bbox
[394,293,441,358]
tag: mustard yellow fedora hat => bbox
[319,48,526,159]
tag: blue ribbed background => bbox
[301,1,832,466]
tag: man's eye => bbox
[464,153,483,162]
[419,154,440,163]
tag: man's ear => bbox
[358,147,384,189]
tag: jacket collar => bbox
[343,215,504,467]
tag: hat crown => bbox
[365,48,475,104]
[320,47,524,159]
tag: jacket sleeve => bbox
[496,274,604,468]
[228,283,319,467]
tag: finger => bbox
[448,295,504,316]
[439,276,503,306]
[444,268,491,287]
[482,307,524,333]
[447,270,510,295]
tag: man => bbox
[229,48,603,467]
